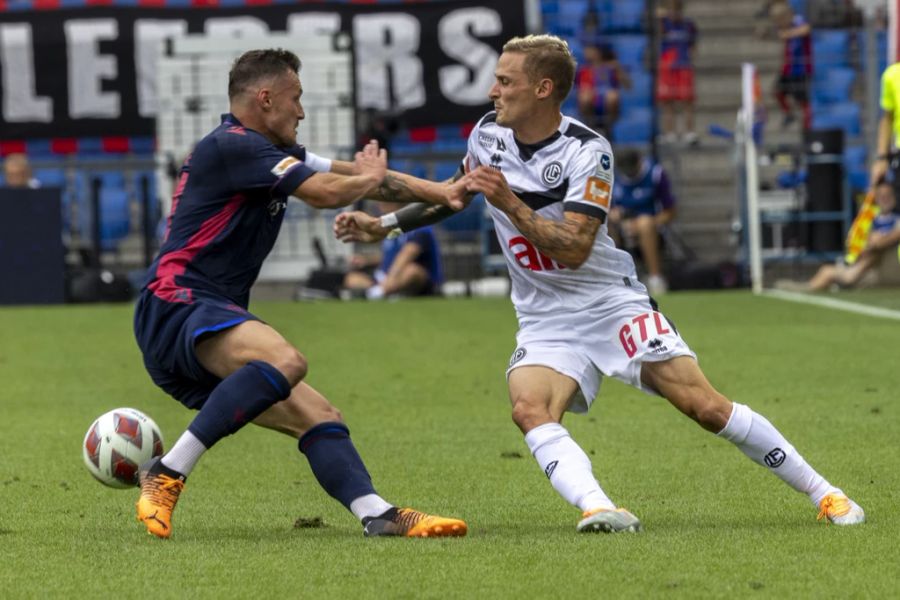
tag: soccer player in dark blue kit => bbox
[133,48,468,539]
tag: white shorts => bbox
[506,285,696,413]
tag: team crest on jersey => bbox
[598,152,611,170]
[271,156,299,178]
[541,161,563,186]
[478,133,495,148]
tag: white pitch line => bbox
[763,289,900,321]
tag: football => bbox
[82,408,164,489]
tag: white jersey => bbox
[464,112,644,318]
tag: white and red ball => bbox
[82,408,164,489]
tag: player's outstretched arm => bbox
[292,140,386,209]
[467,165,601,269]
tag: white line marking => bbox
[763,290,900,321]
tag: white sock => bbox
[717,403,838,506]
[349,494,394,520]
[524,422,615,512]
[161,430,207,477]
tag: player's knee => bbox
[271,347,308,387]
[694,393,732,432]
[510,396,550,432]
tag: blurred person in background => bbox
[2,153,40,189]
[656,0,698,145]
[769,1,812,130]
[576,43,629,137]
[342,201,442,300]
[870,61,900,196]
[609,148,676,295]
[777,179,900,292]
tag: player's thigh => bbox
[344,270,375,289]
[398,263,429,289]
[641,356,731,431]
[195,319,306,383]
[632,214,657,236]
[253,381,341,438]
[508,365,580,423]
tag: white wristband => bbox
[379,213,399,229]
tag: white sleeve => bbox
[303,150,332,173]
[562,142,614,220]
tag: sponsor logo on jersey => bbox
[478,133,495,148]
[583,176,611,209]
[509,346,527,366]
[541,161,563,186]
[271,156,299,178]
[267,198,287,218]
[764,448,786,468]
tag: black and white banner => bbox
[0,0,527,138]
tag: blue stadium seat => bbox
[619,69,652,109]
[612,108,653,143]
[433,161,462,182]
[33,168,67,189]
[79,188,131,251]
[388,159,428,180]
[812,30,852,68]
[812,101,861,137]
[609,35,647,69]
[558,0,590,22]
[599,0,645,33]
[813,67,855,104]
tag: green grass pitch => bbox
[0,291,896,598]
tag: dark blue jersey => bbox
[144,113,317,307]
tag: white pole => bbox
[742,63,763,295]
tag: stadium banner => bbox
[0,0,526,139]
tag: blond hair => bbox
[502,34,576,103]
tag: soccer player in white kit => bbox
[334,34,865,532]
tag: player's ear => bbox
[257,87,272,110]
[536,77,554,100]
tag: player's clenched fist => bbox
[465,166,516,211]
[333,211,388,243]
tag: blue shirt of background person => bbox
[379,227,443,289]
[612,155,676,217]
[660,16,697,68]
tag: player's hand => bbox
[334,211,388,243]
[353,140,388,188]
[870,158,889,188]
[444,173,473,211]
[465,166,516,211]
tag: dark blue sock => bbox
[298,422,376,510]
[188,360,291,448]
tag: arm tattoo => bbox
[372,174,419,203]
[510,205,601,266]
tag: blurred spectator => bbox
[357,108,396,152]
[656,0,699,145]
[776,179,900,291]
[342,201,443,299]
[2,153,40,189]
[870,62,900,193]
[609,149,677,295]
[576,43,629,136]
[770,1,812,130]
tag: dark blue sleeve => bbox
[218,131,316,196]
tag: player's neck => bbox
[512,110,562,145]
[230,107,276,144]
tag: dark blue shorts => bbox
[133,290,260,409]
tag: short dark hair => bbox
[228,48,301,100]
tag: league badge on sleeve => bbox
[594,151,613,182]
[271,156,299,177]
